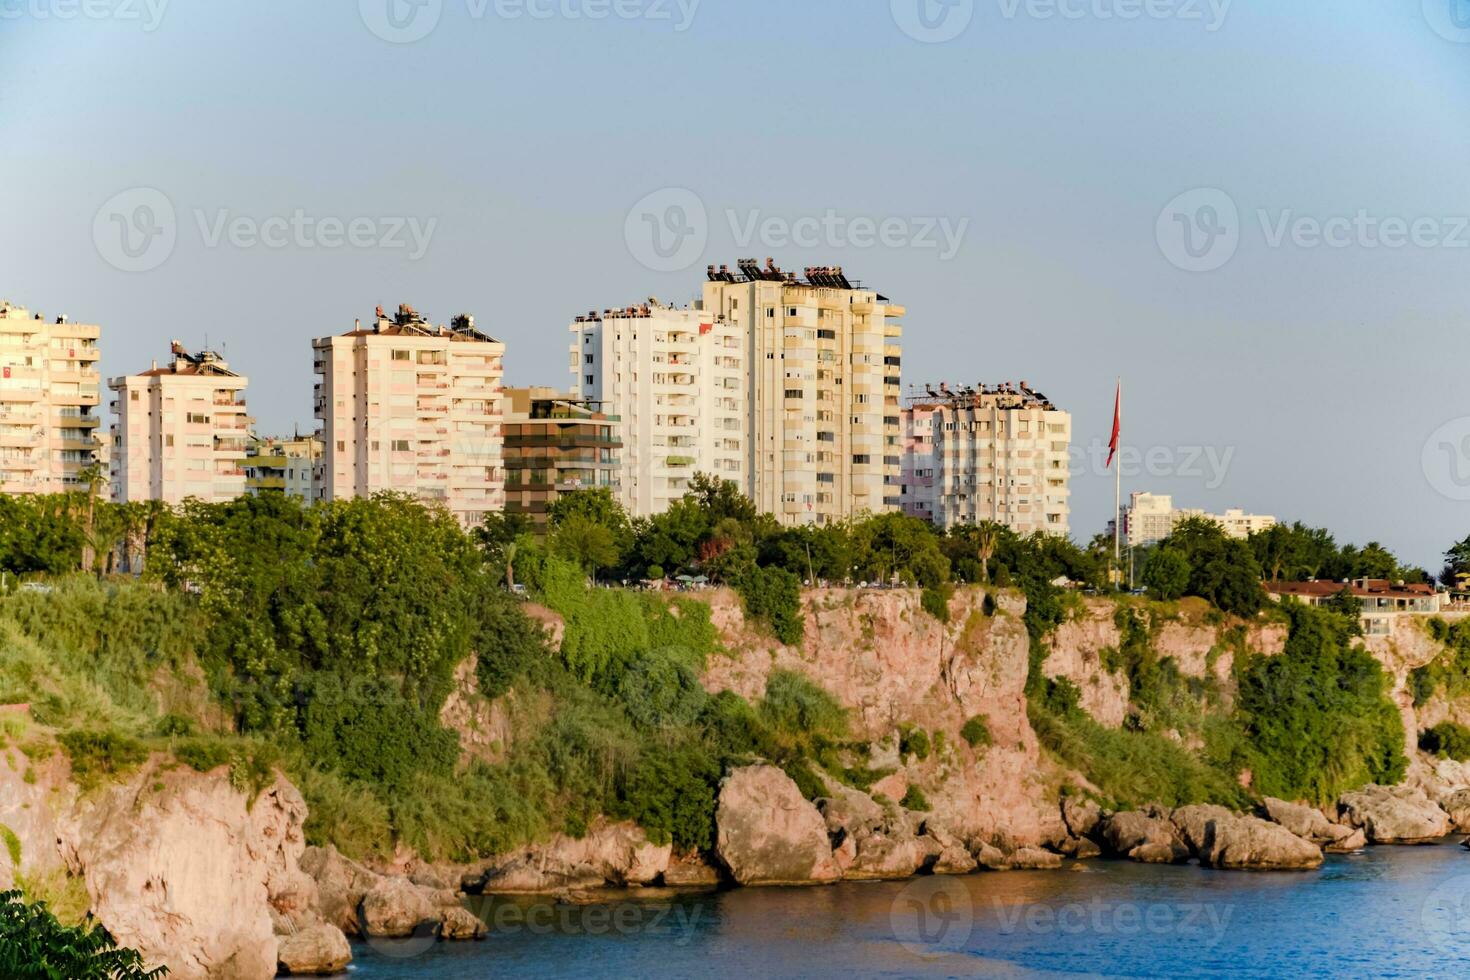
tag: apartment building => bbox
[1118,492,1276,548]
[313,304,505,526]
[109,342,251,504]
[701,260,904,525]
[1265,578,1443,637]
[568,302,743,517]
[0,301,103,494]
[502,386,622,528]
[908,382,1071,535]
[244,435,320,500]
[898,402,938,522]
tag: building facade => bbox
[0,302,103,494]
[907,383,1071,535]
[898,402,938,522]
[502,386,622,527]
[109,342,251,504]
[700,260,904,525]
[1119,492,1276,548]
[1265,578,1444,637]
[244,435,321,500]
[313,305,505,526]
[568,302,744,517]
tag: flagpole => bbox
[1113,378,1121,591]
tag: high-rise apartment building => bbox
[700,260,904,525]
[906,382,1071,535]
[898,402,938,522]
[568,302,744,517]
[1117,492,1276,548]
[244,435,321,501]
[0,301,103,494]
[502,386,622,527]
[313,304,505,526]
[109,342,251,504]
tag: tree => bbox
[686,472,757,525]
[551,514,621,579]
[1443,534,1470,588]
[474,512,532,588]
[1141,547,1190,601]
[0,890,166,979]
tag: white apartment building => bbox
[313,304,505,526]
[1119,491,1276,548]
[0,302,103,494]
[909,383,1071,535]
[569,302,744,517]
[109,342,251,504]
[701,260,904,525]
[244,435,321,501]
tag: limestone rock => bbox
[477,821,671,893]
[1338,785,1451,843]
[1172,806,1322,870]
[715,765,840,885]
[1100,811,1188,864]
[662,852,722,887]
[933,842,978,874]
[300,845,383,936]
[1169,804,1237,857]
[439,906,488,941]
[276,924,352,975]
[359,876,440,938]
[1061,796,1102,839]
[1440,788,1470,834]
[1259,797,1361,850]
[844,833,931,880]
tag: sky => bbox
[3,0,1469,570]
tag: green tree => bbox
[1141,547,1190,601]
[0,890,166,979]
[551,513,622,579]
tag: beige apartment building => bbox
[109,342,251,504]
[313,304,505,526]
[244,434,321,500]
[908,383,1071,535]
[1118,491,1276,548]
[0,302,104,494]
[700,260,904,525]
[569,302,743,517]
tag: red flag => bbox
[1106,382,1121,469]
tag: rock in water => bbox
[277,924,352,975]
[359,876,440,938]
[299,845,383,936]
[1338,786,1451,844]
[1439,788,1470,834]
[439,906,489,941]
[1172,805,1322,870]
[1258,798,1362,851]
[715,765,841,885]
[1100,811,1189,864]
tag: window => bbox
[787,307,797,317]
[392,350,411,361]
[586,375,594,386]
[130,390,139,401]
[784,389,803,399]
[392,440,410,452]
[585,355,594,364]
[164,435,174,447]
[336,440,345,451]
[853,454,870,465]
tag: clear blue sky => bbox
[4,1,1469,570]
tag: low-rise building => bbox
[109,342,250,504]
[1265,578,1444,636]
[0,301,104,494]
[903,382,1071,535]
[502,387,622,528]
[244,435,320,500]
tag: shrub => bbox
[615,745,720,851]
[900,785,932,811]
[899,725,931,761]
[921,583,954,624]
[760,670,847,753]
[735,566,804,646]
[1421,722,1470,761]
[57,729,148,790]
[960,715,992,749]
[0,890,165,980]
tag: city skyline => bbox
[5,3,1470,568]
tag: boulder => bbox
[439,906,488,941]
[1440,788,1470,834]
[715,765,840,885]
[1258,797,1361,850]
[1169,804,1236,858]
[973,842,1062,871]
[1338,786,1451,844]
[818,782,887,840]
[662,852,722,887]
[1178,807,1322,871]
[1100,811,1188,864]
[476,821,670,893]
[359,877,440,938]
[1061,796,1102,839]
[843,833,931,880]
[299,845,383,937]
[933,842,978,874]
[276,924,352,975]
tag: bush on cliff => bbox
[1420,722,1470,762]
[734,565,805,646]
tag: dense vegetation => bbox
[0,890,164,979]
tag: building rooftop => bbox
[1265,579,1438,601]
[336,304,499,343]
[905,381,1058,412]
